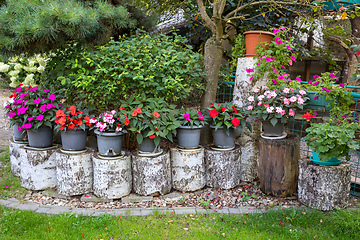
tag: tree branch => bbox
[224,0,309,22]
[196,0,216,33]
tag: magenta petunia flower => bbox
[8,112,16,119]
[314,95,319,100]
[272,68,278,73]
[28,117,34,121]
[20,93,27,99]
[340,83,345,87]
[329,73,337,79]
[322,87,331,93]
[308,80,313,85]
[30,86,38,91]
[23,123,32,129]
[265,57,272,62]
[296,77,302,82]
[40,104,47,111]
[48,94,55,101]
[246,68,254,73]
[18,125,22,132]
[290,55,296,61]
[287,46,293,51]
[312,81,319,86]
[34,98,41,104]
[36,115,44,121]
[43,89,50,93]
[273,29,279,34]
[313,75,319,79]
[278,75,285,81]
[46,104,55,109]
[272,79,278,84]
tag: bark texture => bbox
[233,58,267,182]
[132,151,171,196]
[205,145,241,189]
[93,154,132,199]
[170,148,206,192]
[55,150,93,196]
[298,158,351,211]
[258,134,300,197]
[20,148,57,190]
[9,140,26,177]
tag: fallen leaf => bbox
[320,219,323,223]
[214,210,217,212]
[171,211,174,214]
[222,233,225,237]
[119,216,122,219]
[183,228,189,231]
[264,207,269,210]
[105,227,108,230]
[279,221,285,226]
[341,12,347,19]
[262,13,265,17]
[86,195,90,198]
[282,213,286,215]
[81,233,83,238]
[302,212,306,215]
[4,186,8,189]
[191,218,195,220]
[314,235,318,239]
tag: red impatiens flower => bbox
[68,106,77,116]
[119,104,125,110]
[58,117,66,126]
[209,109,219,118]
[56,109,66,118]
[302,112,313,120]
[132,110,138,117]
[221,107,226,112]
[149,134,155,139]
[233,107,238,113]
[152,112,160,118]
[124,117,130,126]
[136,108,142,114]
[231,118,240,127]
[68,123,75,129]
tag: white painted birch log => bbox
[132,151,171,196]
[20,148,57,190]
[55,150,94,196]
[9,140,26,177]
[205,145,241,189]
[170,148,206,192]
[233,57,267,182]
[298,158,351,211]
[92,154,132,199]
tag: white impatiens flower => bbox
[266,107,274,113]
[0,63,10,72]
[299,90,306,96]
[289,96,297,102]
[247,96,255,102]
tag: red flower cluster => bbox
[302,112,314,121]
[131,108,142,117]
[55,106,91,130]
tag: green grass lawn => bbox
[0,206,360,239]
[1,148,360,239]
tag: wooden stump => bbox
[170,147,206,192]
[20,147,58,190]
[92,154,132,199]
[9,140,26,177]
[298,158,351,211]
[205,145,241,189]
[55,149,94,196]
[132,150,171,196]
[258,133,299,197]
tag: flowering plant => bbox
[5,85,60,133]
[120,95,180,147]
[4,85,28,128]
[89,110,125,133]
[0,54,49,87]
[247,27,296,86]
[175,108,207,127]
[207,102,250,134]
[303,114,359,162]
[288,72,354,119]
[54,105,92,131]
[244,85,309,126]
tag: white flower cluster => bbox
[0,54,50,87]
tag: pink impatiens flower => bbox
[34,98,41,104]
[313,75,319,79]
[289,109,295,116]
[340,83,345,87]
[299,90,306,96]
[289,96,297,102]
[246,68,254,73]
[284,98,290,105]
[272,68,279,73]
[8,112,16,119]
[247,105,253,111]
[266,107,274,113]
[296,77,302,82]
[36,115,44,121]
[287,46,293,51]
[273,29,279,34]
[48,94,56,101]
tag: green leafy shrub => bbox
[40,31,206,111]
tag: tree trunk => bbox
[200,37,224,109]
[350,16,360,45]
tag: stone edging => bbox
[0,198,273,216]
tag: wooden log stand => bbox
[92,153,132,199]
[298,158,351,211]
[132,150,171,196]
[205,145,241,189]
[20,146,58,190]
[170,147,206,192]
[9,139,27,177]
[258,133,299,197]
[55,149,94,196]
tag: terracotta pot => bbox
[243,31,274,57]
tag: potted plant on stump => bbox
[90,110,126,157]
[175,108,207,149]
[16,86,60,148]
[55,105,92,152]
[207,102,250,149]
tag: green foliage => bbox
[229,34,245,71]
[175,108,207,127]
[120,94,181,147]
[0,0,146,57]
[40,31,205,111]
[304,121,359,162]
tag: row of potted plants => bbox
[5,87,251,155]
